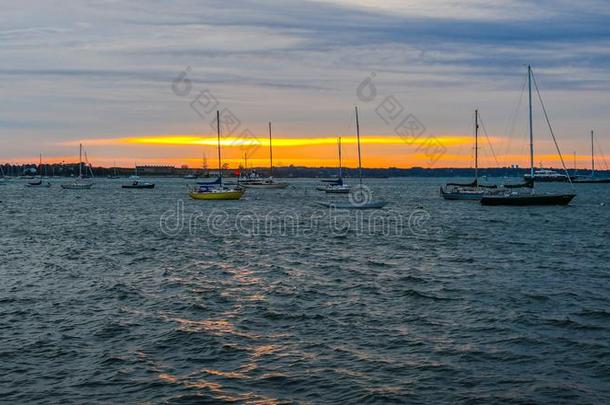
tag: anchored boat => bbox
[573,130,610,184]
[61,144,94,190]
[239,122,288,189]
[441,110,497,200]
[318,137,351,194]
[317,106,386,209]
[188,111,245,200]
[122,165,154,189]
[481,66,575,206]
[26,154,51,188]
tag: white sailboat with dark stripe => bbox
[317,106,387,209]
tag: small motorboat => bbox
[122,181,155,189]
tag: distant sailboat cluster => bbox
[5,65,610,209]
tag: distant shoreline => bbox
[3,163,607,178]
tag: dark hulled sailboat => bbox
[481,65,575,206]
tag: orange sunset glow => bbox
[5,133,599,170]
[46,133,587,169]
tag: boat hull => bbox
[189,190,244,200]
[572,178,610,184]
[61,183,93,190]
[240,182,288,189]
[325,188,350,194]
[316,200,387,209]
[26,183,51,188]
[481,193,575,206]
[122,184,155,189]
[440,187,486,200]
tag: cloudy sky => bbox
[2,0,610,168]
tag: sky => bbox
[2,0,610,169]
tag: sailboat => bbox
[481,65,575,206]
[317,137,351,194]
[189,110,245,200]
[108,162,120,179]
[26,154,51,188]
[0,165,6,185]
[441,110,497,200]
[317,106,387,209]
[239,122,288,189]
[61,144,94,189]
[237,152,263,184]
[573,130,610,183]
[122,165,155,189]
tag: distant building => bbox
[136,165,176,175]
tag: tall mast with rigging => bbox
[475,109,479,186]
[591,130,595,177]
[216,110,222,185]
[269,122,273,178]
[355,106,363,186]
[528,65,534,183]
[338,137,343,179]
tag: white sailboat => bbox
[239,122,288,189]
[573,130,610,183]
[317,106,387,209]
[61,144,94,190]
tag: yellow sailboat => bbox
[188,110,245,200]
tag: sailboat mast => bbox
[338,137,343,179]
[591,130,595,177]
[269,122,273,178]
[355,106,363,186]
[216,110,222,184]
[474,109,479,185]
[39,153,42,179]
[79,143,83,178]
[527,65,534,181]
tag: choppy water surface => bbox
[1,178,609,404]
